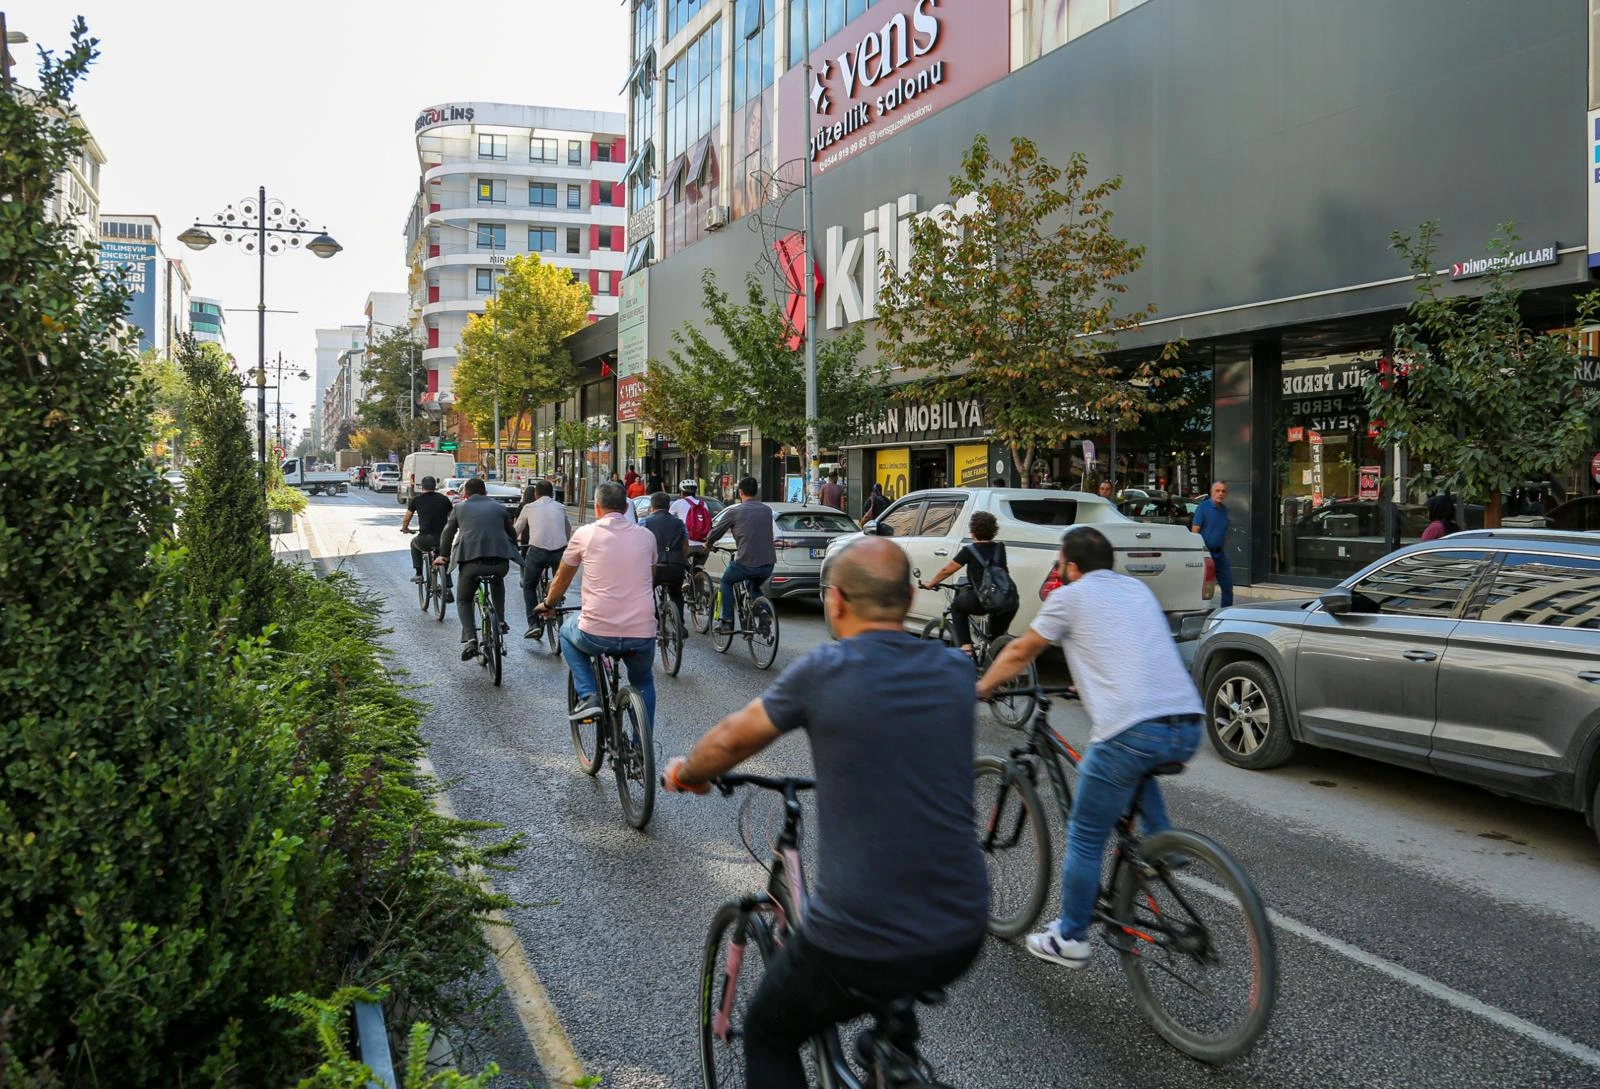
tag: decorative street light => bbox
[181,187,340,500]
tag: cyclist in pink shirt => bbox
[536,480,659,725]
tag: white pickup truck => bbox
[833,487,1216,638]
[279,458,349,496]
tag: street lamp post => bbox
[265,352,310,455]
[179,187,340,500]
[800,1,820,505]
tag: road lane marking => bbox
[1176,874,1600,1070]
[420,755,591,1087]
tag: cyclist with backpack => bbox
[643,490,689,634]
[918,510,1019,657]
[670,479,714,564]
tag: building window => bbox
[667,0,710,38]
[529,227,556,252]
[733,0,776,108]
[598,181,615,205]
[476,223,507,250]
[567,184,582,209]
[595,141,614,162]
[788,0,876,66]
[568,140,583,165]
[529,182,557,207]
[530,137,559,163]
[566,227,582,254]
[595,273,614,296]
[664,19,722,182]
[477,179,505,204]
[476,268,496,295]
[478,133,508,161]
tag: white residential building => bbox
[403,102,628,409]
[47,104,104,250]
[313,324,368,452]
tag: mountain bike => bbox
[918,582,1036,728]
[555,607,655,830]
[471,571,507,687]
[711,555,780,670]
[528,560,560,654]
[685,553,715,634]
[402,529,448,621]
[975,686,1277,1063]
[655,583,684,677]
[690,773,958,1088]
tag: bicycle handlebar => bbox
[712,773,817,796]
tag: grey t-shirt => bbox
[761,630,989,959]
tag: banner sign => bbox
[98,241,158,351]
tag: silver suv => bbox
[1192,530,1600,842]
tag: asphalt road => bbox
[301,489,1600,1089]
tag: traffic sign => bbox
[273,444,286,459]
[440,440,459,452]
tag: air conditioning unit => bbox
[705,205,730,231]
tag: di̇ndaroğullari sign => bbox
[1449,243,1559,280]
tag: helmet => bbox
[678,479,699,494]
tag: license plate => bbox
[809,547,826,559]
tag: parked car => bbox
[370,462,400,492]
[702,502,860,599]
[828,488,1216,637]
[1118,494,1199,527]
[1545,496,1600,532]
[161,469,185,492]
[1280,499,1486,577]
[1193,529,1600,842]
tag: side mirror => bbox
[871,521,893,537]
[1318,587,1354,616]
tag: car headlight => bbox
[1201,614,1223,635]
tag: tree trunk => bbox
[1010,441,1032,485]
[1484,489,1502,529]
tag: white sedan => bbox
[829,487,1216,637]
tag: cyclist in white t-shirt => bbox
[977,525,1203,970]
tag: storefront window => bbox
[1273,352,1387,581]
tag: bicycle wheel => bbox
[657,590,684,677]
[612,685,655,830]
[568,671,604,776]
[699,902,771,1089]
[986,635,1038,730]
[1109,828,1278,1064]
[432,566,448,622]
[746,597,779,670]
[416,563,428,610]
[973,755,1051,939]
[920,617,953,644]
[688,570,715,634]
[713,591,734,655]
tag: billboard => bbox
[98,241,159,351]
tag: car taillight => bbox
[1039,568,1062,601]
[1202,554,1216,601]
[773,539,794,550]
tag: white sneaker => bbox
[1025,920,1092,969]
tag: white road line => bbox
[1177,874,1600,1071]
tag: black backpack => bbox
[971,543,1018,611]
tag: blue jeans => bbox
[719,561,774,621]
[559,616,656,725]
[1210,548,1234,608]
[1059,715,1203,940]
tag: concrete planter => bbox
[268,509,294,535]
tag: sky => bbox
[14,0,630,428]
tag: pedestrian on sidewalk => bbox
[862,482,890,523]
[819,471,844,511]
[1190,480,1233,607]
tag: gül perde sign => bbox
[1449,243,1558,280]
[415,104,475,133]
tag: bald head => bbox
[825,536,913,624]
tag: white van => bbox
[398,452,459,505]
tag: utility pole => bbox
[800,0,820,507]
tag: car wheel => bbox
[1204,659,1296,770]
[1591,776,1600,850]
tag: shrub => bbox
[179,334,276,636]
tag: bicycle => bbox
[401,529,448,621]
[468,569,507,687]
[527,559,561,654]
[974,686,1277,1063]
[711,551,780,670]
[691,773,957,1088]
[553,606,655,829]
[655,583,684,677]
[918,582,1037,729]
[684,551,715,634]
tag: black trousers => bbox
[410,532,439,576]
[521,546,563,625]
[950,587,1016,648]
[457,558,509,642]
[744,927,982,1089]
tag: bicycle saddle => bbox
[1151,762,1185,776]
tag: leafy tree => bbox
[1364,223,1600,526]
[352,426,406,462]
[675,270,887,484]
[640,350,727,482]
[875,135,1181,481]
[453,254,590,450]
[356,326,431,450]
[556,415,610,515]
[179,335,276,636]
[139,348,188,462]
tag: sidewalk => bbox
[269,514,320,571]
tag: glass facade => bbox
[788,0,880,66]
[662,18,723,258]
[1019,0,1151,66]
